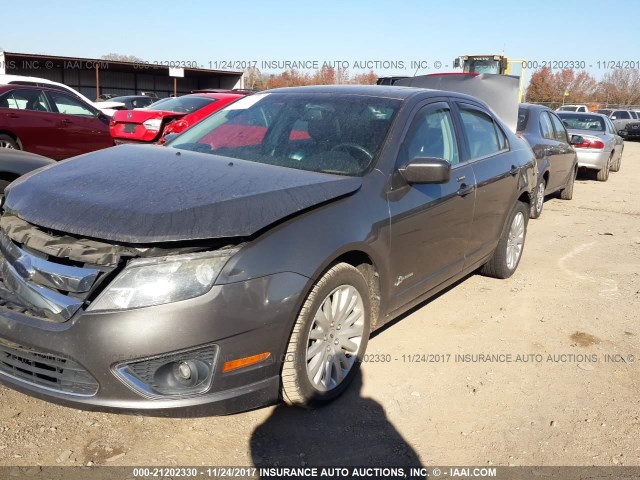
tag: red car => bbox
[0,84,113,160]
[109,92,246,145]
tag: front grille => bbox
[0,338,99,396]
[0,214,120,322]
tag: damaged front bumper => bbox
[0,271,307,416]
[0,214,308,416]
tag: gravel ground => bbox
[1,142,639,468]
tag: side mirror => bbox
[570,135,584,146]
[163,133,179,144]
[399,157,451,184]
[453,58,460,69]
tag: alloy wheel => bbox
[506,211,525,270]
[0,140,15,149]
[535,182,545,212]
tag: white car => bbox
[0,74,125,116]
[556,104,589,113]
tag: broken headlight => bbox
[87,250,237,312]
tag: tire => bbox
[281,263,371,407]
[559,168,576,200]
[596,155,611,182]
[0,134,19,150]
[529,176,545,219]
[610,153,621,172]
[480,201,528,279]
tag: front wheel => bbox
[480,202,529,279]
[281,263,371,407]
[596,155,611,182]
[530,177,545,219]
[610,153,621,172]
[559,168,576,200]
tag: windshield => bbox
[147,96,214,113]
[557,113,606,132]
[169,92,401,176]
[463,58,501,74]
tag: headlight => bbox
[142,118,162,131]
[87,250,237,312]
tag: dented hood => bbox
[4,145,361,244]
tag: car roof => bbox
[186,92,245,100]
[0,83,76,94]
[519,103,551,112]
[263,84,487,103]
[108,95,154,101]
[556,111,609,119]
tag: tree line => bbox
[525,67,640,108]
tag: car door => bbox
[0,88,60,158]
[531,110,562,189]
[45,90,111,158]
[387,100,475,312]
[455,101,519,266]
[547,112,575,190]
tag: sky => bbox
[1,0,640,80]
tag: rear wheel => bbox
[281,263,371,407]
[481,202,528,279]
[596,155,611,182]
[0,134,19,150]
[559,167,576,200]
[530,177,545,219]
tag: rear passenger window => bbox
[611,111,630,120]
[539,112,555,140]
[458,106,503,159]
[0,89,51,112]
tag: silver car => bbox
[557,112,624,182]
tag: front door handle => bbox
[509,165,519,176]
[457,184,475,197]
[5,113,18,119]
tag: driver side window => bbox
[404,104,459,165]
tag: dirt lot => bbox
[1,143,639,469]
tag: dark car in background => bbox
[557,112,624,180]
[0,85,114,159]
[517,104,579,218]
[0,85,535,415]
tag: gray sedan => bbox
[557,112,624,181]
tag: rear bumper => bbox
[575,149,610,170]
[0,272,309,416]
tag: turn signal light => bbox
[223,352,271,373]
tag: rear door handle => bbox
[5,113,18,119]
[509,165,519,176]
[457,184,475,196]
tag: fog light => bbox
[114,345,218,397]
[176,361,192,380]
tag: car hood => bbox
[113,109,185,123]
[4,145,362,244]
